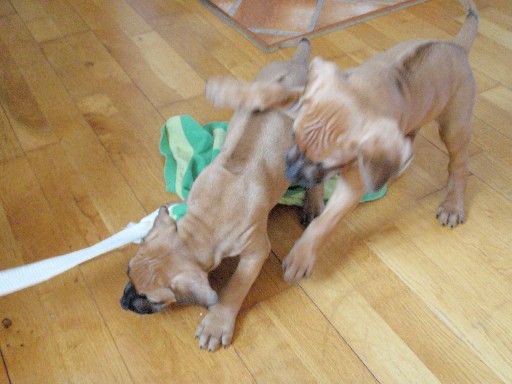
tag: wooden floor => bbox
[1,0,511,382]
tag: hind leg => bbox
[437,89,474,227]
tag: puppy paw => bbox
[195,305,235,352]
[205,76,239,109]
[436,203,465,228]
[282,241,317,282]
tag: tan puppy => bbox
[205,0,478,282]
[120,40,323,351]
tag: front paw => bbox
[205,76,248,110]
[282,240,317,282]
[205,76,230,108]
[436,202,465,228]
[195,305,236,351]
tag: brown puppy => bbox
[205,0,478,282]
[120,40,323,351]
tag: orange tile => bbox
[204,0,428,50]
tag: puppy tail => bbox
[291,38,311,65]
[453,0,479,53]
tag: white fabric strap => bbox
[0,208,164,297]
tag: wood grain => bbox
[1,0,511,382]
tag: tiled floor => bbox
[203,0,428,50]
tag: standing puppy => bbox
[205,0,478,282]
[120,40,323,351]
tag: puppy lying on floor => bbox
[205,0,478,282]
[120,40,324,351]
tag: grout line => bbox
[228,0,243,17]
[307,0,324,32]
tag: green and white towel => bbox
[160,115,387,221]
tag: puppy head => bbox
[120,206,218,315]
[284,57,360,186]
[287,57,413,191]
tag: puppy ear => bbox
[205,75,303,114]
[358,120,413,193]
[149,287,176,304]
[171,271,218,308]
[153,206,176,230]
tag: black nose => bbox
[120,281,135,310]
[285,144,306,181]
[120,282,158,315]
[285,145,324,188]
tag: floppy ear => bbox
[149,287,176,304]
[153,206,176,230]
[358,120,413,193]
[171,271,218,308]
[205,75,303,114]
[141,205,177,244]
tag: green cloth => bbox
[160,115,387,221]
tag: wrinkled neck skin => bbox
[175,210,220,271]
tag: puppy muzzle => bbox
[285,144,329,188]
[120,281,163,315]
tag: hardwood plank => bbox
[471,7,512,49]
[268,205,499,383]
[0,0,14,17]
[476,87,512,140]
[473,69,501,93]
[0,159,133,383]
[368,9,452,41]
[1,0,511,382]
[470,116,512,162]
[41,31,133,101]
[369,178,512,382]
[323,28,369,55]
[93,26,184,107]
[0,15,47,66]
[0,200,67,384]
[470,34,512,88]
[76,91,169,211]
[0,354,8,384]
[11,0,88,42]
[131,31,204,99]
[0,105,23,164]
[342,239,503,384]
[471,152,512,201]
[7,54,148,231]
[303,253,442,383]
[235,287,378,383]
[69,0,151,37]
[27,143,110,250]
[0,40,56,152]
[141,3,232,80]
[40,31,173,213]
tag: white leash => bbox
[0,208,166,297]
